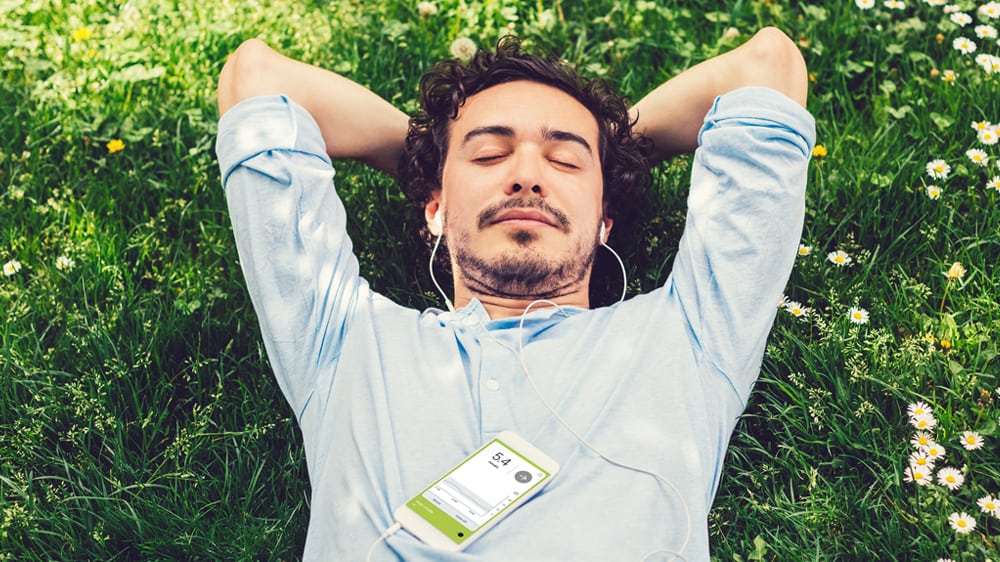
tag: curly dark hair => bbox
[400,36,652,236]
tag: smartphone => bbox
[393,431,560,551]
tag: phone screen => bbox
[405,437,552,545]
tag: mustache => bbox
[476,197,571,232]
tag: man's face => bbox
[428,80,608,300]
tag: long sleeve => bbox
[669,86,816,403]
[217,94,362,419]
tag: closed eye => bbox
[550,159,579,169]
[472,154,506,163]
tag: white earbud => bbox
[599,221,607,244]
[428,208,453,311]
[431,210,443,234]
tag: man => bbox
[216,26,813,561]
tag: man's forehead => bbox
[450,80,599,141]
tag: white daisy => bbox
[798,244,812,256]
[923,441,946,460]
[848,307,869,324]
[827,250,852,266]
[950,12,973,26]
[856,0,876,9]
[903,464,933,486]
[983,55,1000,74]
[953,36,977,54]
[926,184,942,199]
[980,1,1000,19]
[784,301,809,318]
[959,430,985,450]
[907,401,932,417]
[926,159,951,179]
[911,431,934,449]
[986,176,1000,192]
[910,413,938,430]
[979,127,999,145]
[977,495,1000,517]
[937,466,965,490]
[948,512,976,533]
[2,259,21,277]
[909,450,936,471]
[55,255,75,271]
[976,25,998,39]
[884,0,906,8]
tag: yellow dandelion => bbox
[106,139,125,154]
[72,27,93,41]
[812,144,828,158]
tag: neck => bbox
[452,279,591,320]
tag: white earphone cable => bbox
[476,300,692,561]
[600,238,628,304]
[365,521,402,562]
[429,232,455,312]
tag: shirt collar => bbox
[431,297,584,333]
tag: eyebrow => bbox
[461,125,593,154]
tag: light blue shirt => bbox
[216,87,815,561]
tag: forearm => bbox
[217,39,409,176]
[630,27,808,164]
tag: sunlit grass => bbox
[1,0,998,559]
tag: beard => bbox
[449,199,598,299]
[453,235,596,299]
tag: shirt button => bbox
[485,379,501,392]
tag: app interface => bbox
[417,439,549,533]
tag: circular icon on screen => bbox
[514,470,532,483]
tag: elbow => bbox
[744,27,808,107]
[218,38,274,116]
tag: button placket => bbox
[478,339,518,437]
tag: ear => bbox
[600,218,613,244]
[425,192,444,236]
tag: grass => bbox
[1,0,999,560]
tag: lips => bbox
[491,208,558,227]
[477,199,572,231]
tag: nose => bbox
[510,183,542,194]
[504,149,546,197]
